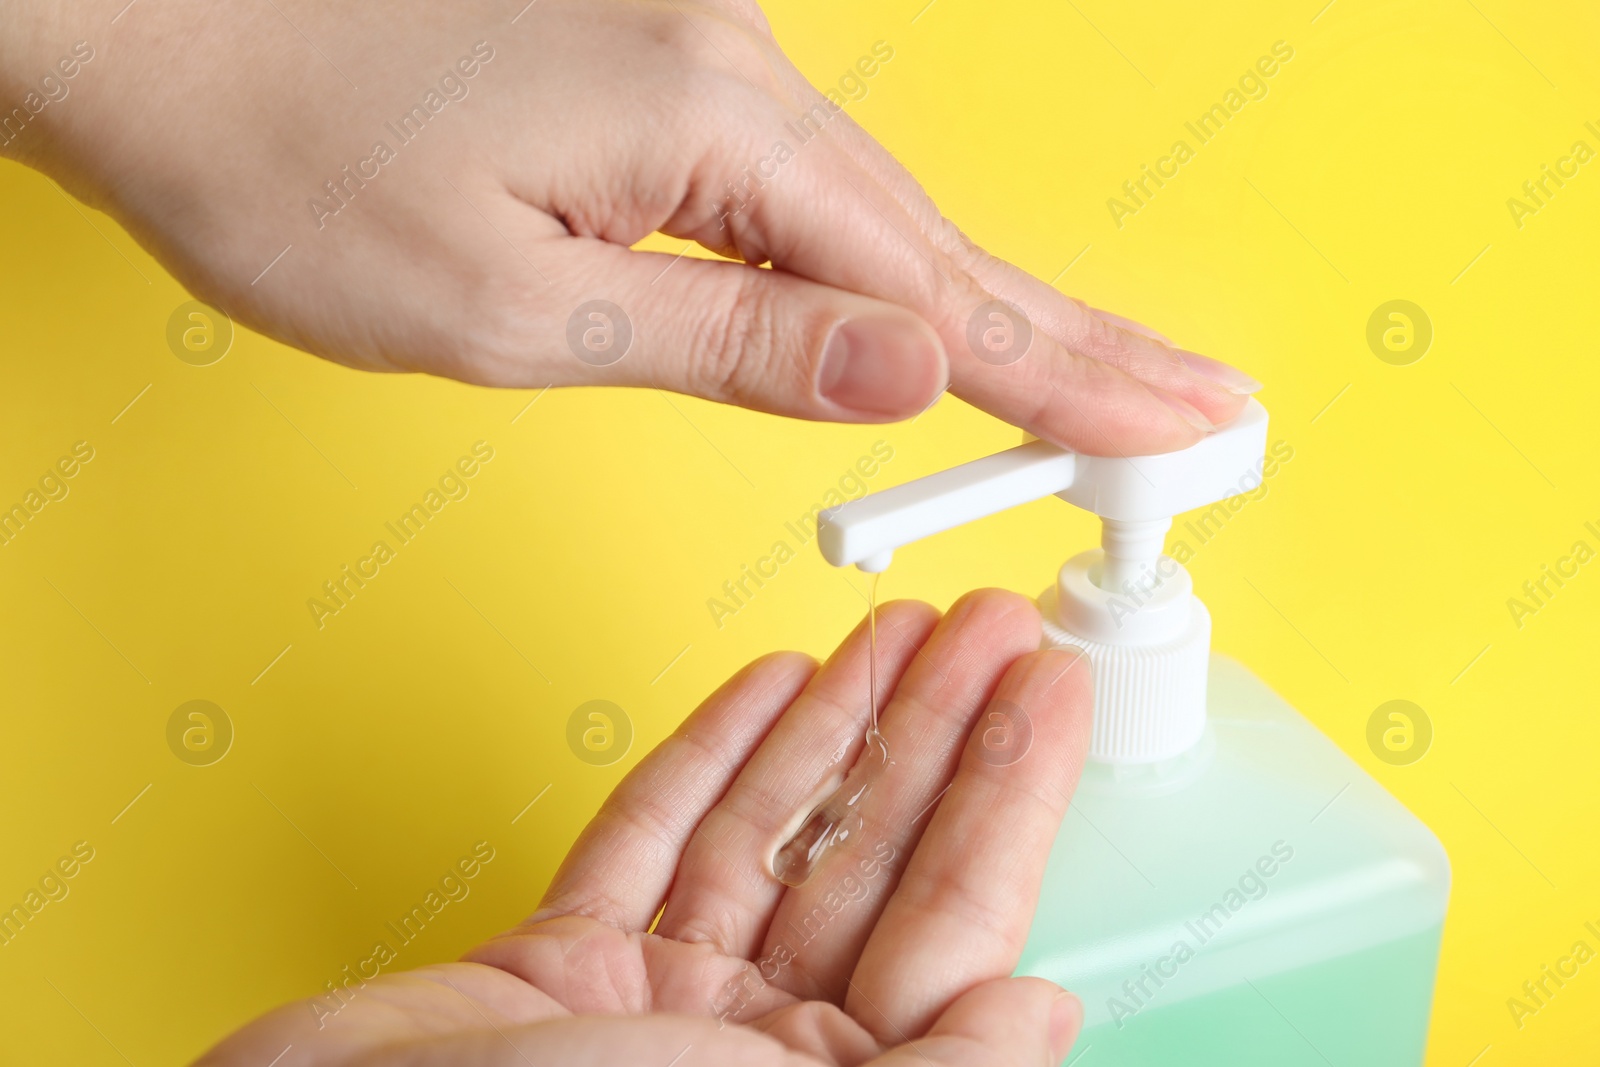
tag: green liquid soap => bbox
[1018,655,1449,1065]
[773,573,888,887]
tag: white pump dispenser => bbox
[818,399,1269,764]
[814,405,1452,1064]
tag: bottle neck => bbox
[1097,516,1172,594]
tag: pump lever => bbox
[818,440,1077,572]
[818,399,1270,573]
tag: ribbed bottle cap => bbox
[1039,550,1210,764]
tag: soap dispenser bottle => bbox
[817,399,1449,1066]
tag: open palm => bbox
[196,590,1093,1066]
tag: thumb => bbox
[546,239,948,423]
[871,977,1083,1067]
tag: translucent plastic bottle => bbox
[1018,654,1449,1066]
[813,399,1449,1063]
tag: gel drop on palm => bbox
[816,399,1448,1065]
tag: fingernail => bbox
[1046,645,1092,686]
[1176,350,1262,395]
[819,315,948,418]
[1050,990,1084,1061]
[1152,388,1217,434]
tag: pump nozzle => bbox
[817,399,1270,765]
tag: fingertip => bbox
[1175,348,1263,395]
[878,596,939,615]
[717,650,819,718]
[994,647,1094,756]
[845,597,940,656]
[1004,352,1207,458]
[747,648,823,681]
[1150,386,1219,435]
[853,597,942,666]
[945,587,1043,641]
[924,976,1078,1063]
[1045,646,1095,705]
[1028,645,1094,697]
[817,309,949,421]
[1155,362,1254,429]
[1088,305,1174,347]
[877,597,942,631]
[1050,988,1085,1061]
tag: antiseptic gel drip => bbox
[816,399,1449,1065]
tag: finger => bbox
[808,99,1247,416]
[700,68,1255,438]
[870,977,1082,1067]
[810,130,1253,425]
[847,648,1093,1040]
[662,131,1217,454]
[760,589,1042,1003]
[655,599,940,958]
[1081,309,1261,395]
[1085,306,1270,397]
[442,42,1230,450]
[520,236,950,423]
[532,651,815,931]
[576,239,947,422]
[1169,345,1264,395]
[1089,306,1174,345]
[946,250,1255,423]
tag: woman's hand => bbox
[2,0,1255,454]
[194,590,1095,1065]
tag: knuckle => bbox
[1015,372,1069,435]
[654,6,784,98]
[906,873,1016,940]
[617,791,682,854]
[951,586,1040,629]
[783,1000,853,1041]
[673,724,741,784]
[938,213,989,266]
[669,909,742,951]
[1076,309,1127,356]
[741,649,820,692]
[687,270,788,405]
[448,262,556,384]
[730,780,797,839]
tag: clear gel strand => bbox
[772,573,890,888]
[867,571,880,733]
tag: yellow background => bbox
[3,0,1598,1063]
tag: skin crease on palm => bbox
[3,2,1261,1063]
